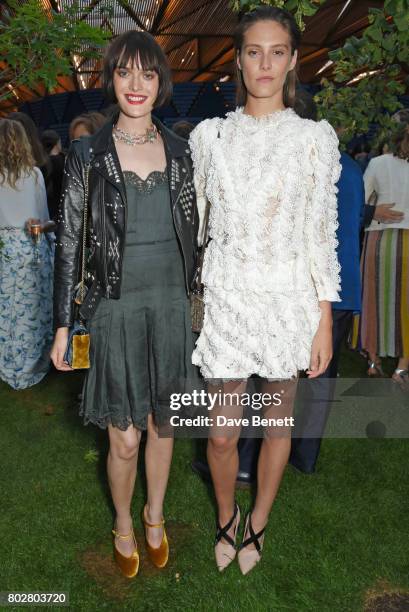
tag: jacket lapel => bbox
[155,118,190,212]
[89,122,127,203]
[166,152,188,212]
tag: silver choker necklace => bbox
[112,123,158,146]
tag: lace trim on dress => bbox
[123,170,167,195]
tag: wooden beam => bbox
[166,36,198,56]
[151,0,171,34]
[157,0,216,34]
[189,42,233,81]
[321,0,357,47]
[79,0,104,22]
[48,0,60,12]
[116,0,146,31]
[88,72,102,90]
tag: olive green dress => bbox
[80,170,198,431]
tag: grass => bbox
[1,347,408,612]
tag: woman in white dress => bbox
[0,119,54,389]
[189,7,341,575]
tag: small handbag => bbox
[63,138,91,369]
[190,198,210,333]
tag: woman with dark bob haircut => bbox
[190,7,341,575]
[51,31,200,578]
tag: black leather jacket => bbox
[53,116,198,329]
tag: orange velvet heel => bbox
[142,505,169,568]
[112,527,139,578]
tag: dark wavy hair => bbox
[234,6,301,108]
[103,30,172,109]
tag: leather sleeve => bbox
[53,143,85,329]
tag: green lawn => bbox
[1,349,408,612]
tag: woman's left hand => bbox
[307,320,333,379]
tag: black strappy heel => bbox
[238,512,266,575]
[214,502,240,572]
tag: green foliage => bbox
[0,0,109,103]
[230,0,325,30]
[231,0,409,147]
[315,2,409,146]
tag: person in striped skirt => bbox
[352,123,409,387]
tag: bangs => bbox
[103,30,173,107]
[116,38,160,73]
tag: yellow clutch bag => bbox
[64,320,90,369]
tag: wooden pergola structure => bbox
[0,0,386,113]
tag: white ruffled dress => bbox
[189,107,341,380]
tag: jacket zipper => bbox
[100,181,110,298]
[118,187,127,295]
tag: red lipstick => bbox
[124,94,148,105]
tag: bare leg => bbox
[393,357,409,388]
[367,352,383,375]
[144,413,174,547]
[397,357,409,370]
[207,381,246,536]
[107,423,142,556]
[245,379,297,546]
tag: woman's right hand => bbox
[373,203,404,223]
[25,217,41,235]
[51,327,73,371]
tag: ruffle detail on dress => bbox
[192,287,321,380]
[189,111,342,379]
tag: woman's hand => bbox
[307,303,333,378]
[50,327,73,371]
[26,218,56,234]
[25,217,41,235]
[373,203,404,224]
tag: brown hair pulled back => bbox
[234,6,301,108]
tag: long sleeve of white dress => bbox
[305,120,341,302]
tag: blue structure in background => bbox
[19,84,409,147]
[19,83,239,146]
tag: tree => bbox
[0,0,110,104]
[230,0,326,29]
[315,0,409,145]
